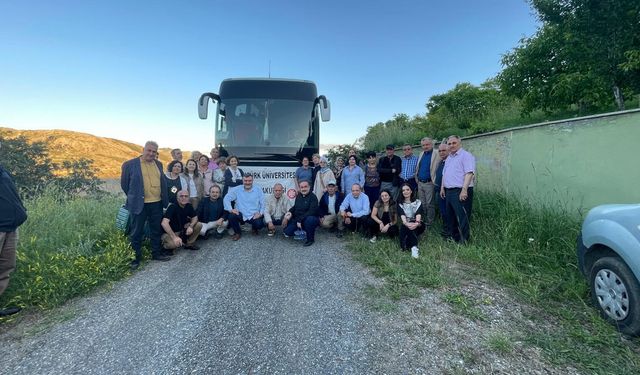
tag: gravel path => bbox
[0,231,383,374]
[0,231,581,374]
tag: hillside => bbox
[0,127,173,178]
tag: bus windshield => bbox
[215,98,318,162]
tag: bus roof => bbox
[219,78,318,101]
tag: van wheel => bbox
[590,257,640,336]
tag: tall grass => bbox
[347,191,640,374]
[0,187,132,313]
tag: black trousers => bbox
[344,216,368,233]
[444,187,473,243]
[367,217,399,238]
[399,224,425,250]
[129,201,163,261]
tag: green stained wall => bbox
[461,109,640,212]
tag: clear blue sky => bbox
[0,0,538,151]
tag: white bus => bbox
[198,78,331,198]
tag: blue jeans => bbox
[129,201,163,261]
[284,216,320,242]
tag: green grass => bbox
[485,333,514,354]
[0,187,134,318]
[346,191,640,374]
[442,291,487,321]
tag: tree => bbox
[499,0,640,112]
[0,135,101,197]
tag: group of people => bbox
[120,136,476,270]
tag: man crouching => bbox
[161,190,202,252]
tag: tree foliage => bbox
[0,135,101,198]
[499,0,640,112]
[362,113,423,152]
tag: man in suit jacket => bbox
[121,141,170,269]
[414,137,441,228]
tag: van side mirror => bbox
[198,92,221,120]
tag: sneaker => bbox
[369,236,377,244]
[268,229,275,237]
[411,246,419,259]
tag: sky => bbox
[0,0,539,151]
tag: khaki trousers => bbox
[0,231,18,296]
[321,214,344,231]
[417,181,436,227]
[161,222,203,249]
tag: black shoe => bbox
[336,231,344,238]
[130,260,140,270]
[0,306,22,317]
[214,232,224,239]
[303,240,314,247]
[162,249,175,257]
[152,255,171,261]
[185,245,200,250]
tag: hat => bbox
[385,144,395,150]
[327,179,337,186]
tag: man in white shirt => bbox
[264,183,293,236]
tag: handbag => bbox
[115,205,131,234]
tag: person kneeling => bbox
[368,189,399,243]
[283,181,319,247]
[264,183,293,236]
[197,185,228,239]
[161,190,203,252]
[319,179,345,236]
[338,183,370,237]
[223,174,265,240]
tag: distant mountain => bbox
[0,127,173,178]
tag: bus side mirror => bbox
[198,92,220,120]
[317,95,331,122]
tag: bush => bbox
[0,187,132,311]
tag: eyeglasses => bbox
[178,195,189,198]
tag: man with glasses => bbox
[414,137,441,228]
[399,144,418,197]
[121,141,170,269]
[161,190,202,252]
[264,183,293,236]
[439,135,476,244]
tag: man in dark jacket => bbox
[319,180,344,235]
[283,180,319,247]
[121,141,170,269]
[377,144,402,200]
[0,142,28,317]
[197,185,228,239]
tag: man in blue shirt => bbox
[399,144,418,195]
[223,174,265,240]
[338,183,370,237]
[414,137,441,228]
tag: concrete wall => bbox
[454,109,640,212]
